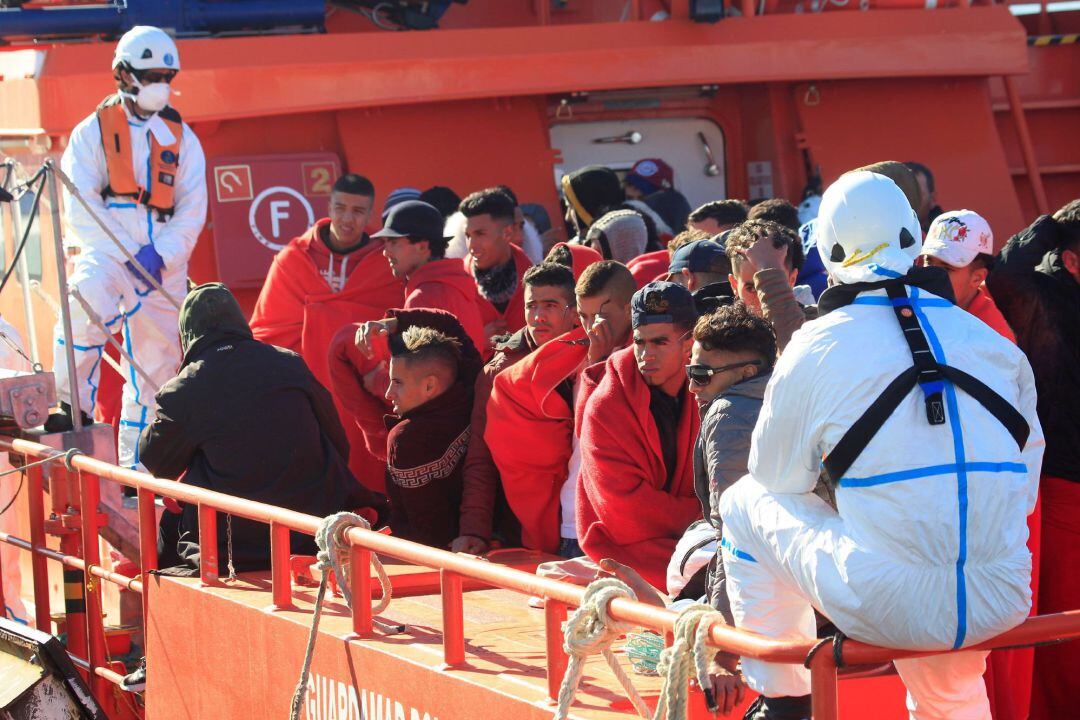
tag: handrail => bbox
[4,434,1080,719]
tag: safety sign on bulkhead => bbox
[208,153,341,289]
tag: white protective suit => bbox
[719,172,1044,719]
[54,101,206,469]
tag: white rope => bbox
[651,604,726,720]
[554,578,650,720]
[288,512,392,720]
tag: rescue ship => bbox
[0,1,1078,718]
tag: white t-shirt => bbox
[0,316,31,373]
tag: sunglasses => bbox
[136,69,178,85]
[685,359,762,386]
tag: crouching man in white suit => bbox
[720,171,1044,720]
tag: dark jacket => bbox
[693,371,770,616]
[139,283,386,571]
[383,308,483,548]
[988,215,1080,482]
[457,328,534,543]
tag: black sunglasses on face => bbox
[685,359,762,386]
[136,69,178,84]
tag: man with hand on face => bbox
[45,26,207,473]
[460,189,533,347]
[328,201,485,488]
[576,281,702,589]
[725,220,808,353]
[251,173,404,486]
[451,263,580,555]
[486,261,635,557]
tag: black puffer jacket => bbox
[988,215,1080,483]
[139,283,386,571]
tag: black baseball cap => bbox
[669,239,728,274]
[372,200,449,242]
[631,280,699,329]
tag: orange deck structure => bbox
[1,2,1079,718]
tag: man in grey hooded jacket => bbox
[685,303,777,612]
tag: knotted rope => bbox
[288,512,392,720]
[651,604,726,720]
[554,578,650,720]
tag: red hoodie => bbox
[486,328,590,553]
[250,219,404,489]
[576,346,701,589]
[550,242,603,282]
[967,285,1016,343]
[407,258,488,358]
[464,244,532,339]
[627,250,670,289]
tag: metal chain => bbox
[225,514,237,582]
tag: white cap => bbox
[113,26,180,72]
[816,171,921,285]
[921,210,993,268]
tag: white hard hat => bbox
[816,171,921,285]
[113,26,180,72]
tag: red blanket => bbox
[627,250,670,289]
[464,244,532,338]
[486,328,589,553]
[328,260,486,484]
[550,242,602,282]
[576,346,702,589]
[250,222,404,490]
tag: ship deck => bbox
[145,561,908,719]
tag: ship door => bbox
[550,118,727,212]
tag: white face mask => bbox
[132,78,171,114]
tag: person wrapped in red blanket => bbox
[328,200,486,475]
[486,261,636,556]
[576,280,702,589]
[450,262,581,555]
[459,189,533,344]
[249,174,404,490]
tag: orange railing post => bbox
[352,545,373,637]
[270,521,292,609]
[1004,75,1050,215]
[441,569,465,667]
[545,600,569,702]
[137,486,158,622]
[78,469,109,702]
[198,503,219,585]
[809,646,839,720]
[26,465,51,632]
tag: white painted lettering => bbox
[394,701,405,720]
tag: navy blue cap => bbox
[669,239,728,274]
[372,200,448,242]
[631,281,699,329]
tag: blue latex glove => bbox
[125,243,164,291]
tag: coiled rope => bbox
[288,512,392,720]
[554,577,650,720]
[554,583,729,720]
[652,604,727,720]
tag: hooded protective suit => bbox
[54,91,206,469]
[719,172,1044,718]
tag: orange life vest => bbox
[96,94,183,215]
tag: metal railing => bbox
[2,434,1079,719]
